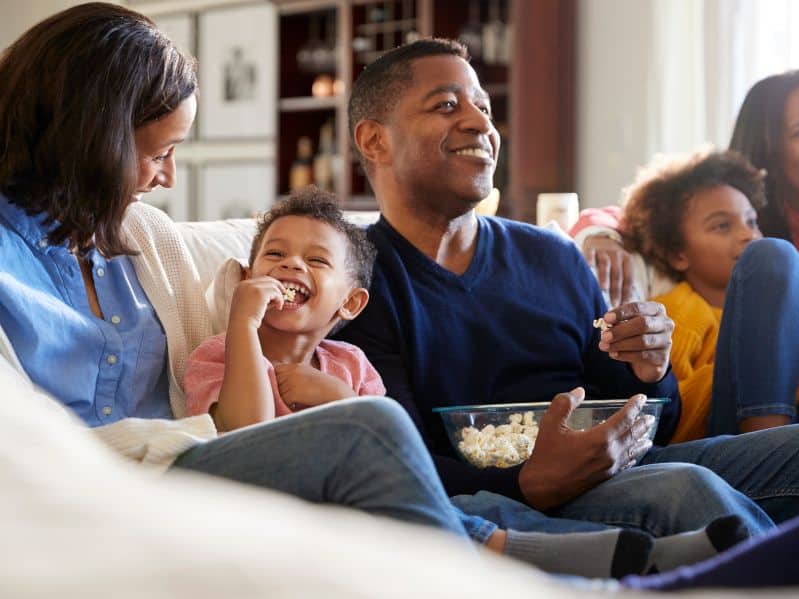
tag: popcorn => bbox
[283,287,297,302]
[457,411,539,468]
[593,317,611,332]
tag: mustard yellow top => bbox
[654,282,721,443]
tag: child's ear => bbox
[337,288,369,321]
[241,265,252,280]
[354,119,391,166]
[668,251,690,273]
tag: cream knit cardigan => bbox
[0,201,217,469]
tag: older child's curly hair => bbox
[249,186,377,290]
[621,148,766,281]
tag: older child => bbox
[622,149,799,441]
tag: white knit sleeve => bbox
[122,202,214,418]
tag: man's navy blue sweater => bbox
[336,215,680,502]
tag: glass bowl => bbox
[433,398,669,469]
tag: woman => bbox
[729,70,799,246]
[0,1,466,536]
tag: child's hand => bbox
[274,363,356,409]
[228,275,285,329]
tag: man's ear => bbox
[337,288,369,321]
[354,119,390,167]
[668,250,689,273]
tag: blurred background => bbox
[1,0,797,225]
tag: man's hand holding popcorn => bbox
[596,301,674,384]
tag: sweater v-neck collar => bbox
[374,215,489,288]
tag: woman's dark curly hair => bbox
[621,148,765,281]
[0,2,197,256]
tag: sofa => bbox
[0,214,794,598]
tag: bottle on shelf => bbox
[458,0,483,60]
[289,136,314,191]
[313,120,335,192]
[482,0,510,65]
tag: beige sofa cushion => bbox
[176,218,256,291]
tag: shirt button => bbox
[102,406,112,416]
[106,354,118,365]
[38,238,48,248]
[110,315,121,324]
[96,267,105,277]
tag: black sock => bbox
[611,529,654,578]
[646,514,750,574]
[706,514,751,551]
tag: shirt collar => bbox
[0,193,69,251]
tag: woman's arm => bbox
[569,206,675,305]
[569,207,635,306]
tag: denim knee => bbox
[631,463,750,535]
[737,237,797,281]
[332,396,419,446]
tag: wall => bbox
[576,0,655,210]
[0,1,112,48]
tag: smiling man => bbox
[336,38,799,539]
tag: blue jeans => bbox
[453,492,614,543]
[171,397,469,538]
[709,238,799,435]
[454,462,774,539]
[641,424,799,525]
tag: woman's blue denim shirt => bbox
[0,194,171,426]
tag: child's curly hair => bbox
[621,148,766,281]
[249,186,377,289]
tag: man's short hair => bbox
[348,38,469,169]
[249,186,377,290]
[622,148,766,281]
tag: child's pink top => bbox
[183,333,386,418]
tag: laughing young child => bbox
[184,187,382,431]
[622,148,799,441]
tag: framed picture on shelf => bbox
[198,3,277,140]
[198,162,275,221]
[142,164,192,222]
